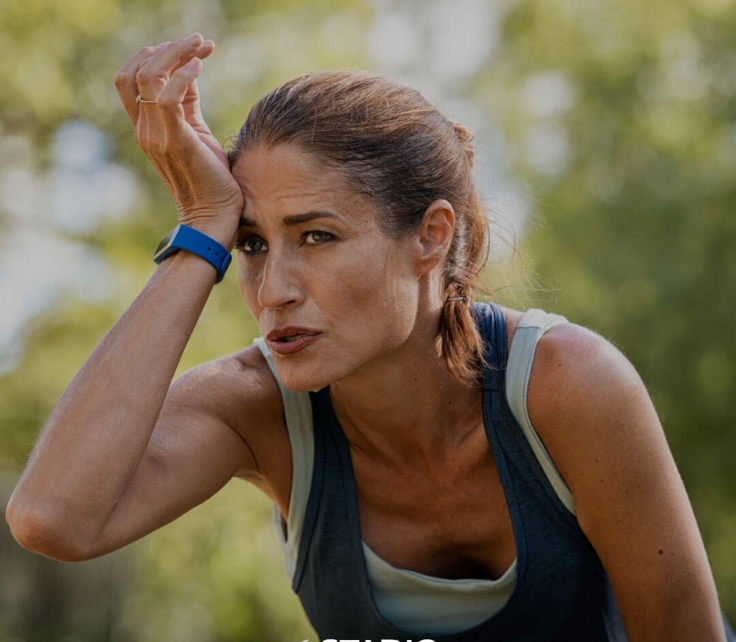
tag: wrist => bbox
[154,224,232,283]
[176,211,240,251]
[182,221,238,251]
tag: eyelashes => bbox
[303,230,335,245]
[235,236,268,254]
[235,230,337,255]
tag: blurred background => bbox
[1,0,735,639]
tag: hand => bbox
[114,33,243,247]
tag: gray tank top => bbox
[253,308,572,635]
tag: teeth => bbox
[281,334,306,343]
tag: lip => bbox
[266,327,321,355]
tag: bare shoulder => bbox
[524,322,650,497]
[499,306,642,417]
[529,320,642,411]
[169,344,282,423]
[167,345,290,488]
[523,320,695,557]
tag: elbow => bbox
[5,498,96,562]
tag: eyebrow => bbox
[239,211,339,229]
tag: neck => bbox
[328,309,483,471]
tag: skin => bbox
[4,34,728,641]
[232,144,432,395]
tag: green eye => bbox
[305,231,334,244]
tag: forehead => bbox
[231,144,375,225]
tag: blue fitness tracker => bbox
[153,224,232,283]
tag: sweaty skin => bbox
[5,33,729,642]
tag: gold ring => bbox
[136,94,157,104]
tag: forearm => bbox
[6,249,221,557]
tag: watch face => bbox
[153,225,181,262]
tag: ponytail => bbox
[437,122,489,387]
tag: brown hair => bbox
[228,70,489,387]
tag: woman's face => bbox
[231,144,425,392]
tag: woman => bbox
[6,33,734,641]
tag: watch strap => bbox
[153,224,232,283]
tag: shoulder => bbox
[168,345,289,482]
[525,320,648,465]
[524,319,673,529]
[530,320,641,404]
[498,306,645,444]
[170,344,282,421]
[527,320,645,437]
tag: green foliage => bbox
[118,482,314,642]
[2,0,735,636]
[482,0,736,621]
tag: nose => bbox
[257,250,303,310]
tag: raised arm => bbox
[528,323,727,642]
[5,35,267,561]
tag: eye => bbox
[236,235,268,255]
[304,230,335,245]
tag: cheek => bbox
[329,246,418,338]
[237,258,262,314]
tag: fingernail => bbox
[186,32,203,42]
[154,41,171,50]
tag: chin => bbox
[272,361,338,394]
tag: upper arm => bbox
[527,323,725,641]
[91,348,288,558]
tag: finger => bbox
[114,41,171,121]
[180,83,219,146]
[179,41,216,126]
[156,57,205,140]
[194,40,215,62]
[161,39,214,91]
[135,33,210,104]
[158,39,214,128]
[182,78,207,129]
[138,39,215,78]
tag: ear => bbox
[416,199,455,276]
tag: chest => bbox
[350,441,517,581]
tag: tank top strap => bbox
[473,302,579,526]
[252,337,313,578]
[505,309,575,514]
